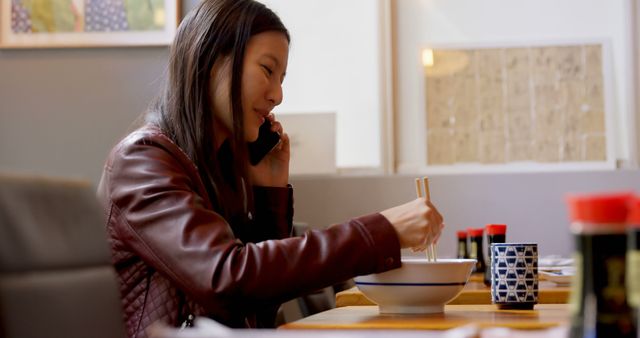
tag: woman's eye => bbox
[262,65,273,76]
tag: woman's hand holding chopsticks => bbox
[380,198,444,249]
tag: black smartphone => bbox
[248,120,281,165]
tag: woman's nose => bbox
[267,82,283,106]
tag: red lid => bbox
[486,224,507,235]
[467,228,484,237]
[627,196,640,227]
[566,192,632,224]
[456,231,467,239]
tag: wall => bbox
[0,1,197,183]
[0,0,383,182]
[0,47,167,182]
[291,170,640,258]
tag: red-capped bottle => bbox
[484,224,507,286]
[457,231,469,259]
[627,196,640,337]
[567,192,635,338]
[468,228,485,273]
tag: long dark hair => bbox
[148,0,289,218]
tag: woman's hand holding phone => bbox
[248,114,290,187]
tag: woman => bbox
[97,0,444,337]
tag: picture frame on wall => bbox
[418,39,617,174]
[1,0,180,48]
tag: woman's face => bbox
[210,31,289,143]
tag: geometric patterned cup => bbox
[490,243,538,309]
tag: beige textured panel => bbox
[424,43,606,165]
[426,106,452,130]
[427,129,455,165]
[426,77,455,129]
[581,108,606,134]
[533,81,567,147]
[477,74,503,97]
[476,49,503,80]
[426,76,458,105]
[533,136,561,162]
[453,78,478,128]
[584,133,606,161]
[428,50,474,78]
[535,90,563,136]
[554,46,584,81]
[562,80,587,116]
[454,105,478,129]
[478,88,503,114]
[479,108,504,132]
[584,45,603,80]
[563,92,583,137]
[536,108,563,140]
[561,79,587,108]
[477,75,504,132]
[562,134,582,162]
[534,90,562,139]
[507,110,533,140]
[556,80,570,103]
[505,48,530,78]
[457,50,477,79]
[582,78,605,133]
[427,104,453,130]
[479,130,506,163]
[506,74,531,112]
[508,138,533,162]
[455,128,479,163]
[531,47,556,84]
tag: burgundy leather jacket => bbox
[97,124,401,338]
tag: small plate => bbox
[539,255,574,267]
[540,269,574,286]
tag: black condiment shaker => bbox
[627,196,640,338]
[468,228,485,273]
[457,230,469,259]
[567,192,635,338]
[484,224,507,286]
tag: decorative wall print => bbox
[1,0,179,48]
[424,44,606,165]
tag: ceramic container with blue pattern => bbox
[490,243,538,309]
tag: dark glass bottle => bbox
[484,224,507,286]
[467,228,485,273]
[457,231,469,259]
[627,197,640,338]
[567,192,636,338]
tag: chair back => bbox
[0,174,125,338]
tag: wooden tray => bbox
[281,304,570,331]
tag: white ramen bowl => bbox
[354,258,475,314]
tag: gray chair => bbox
[0,174,125,338]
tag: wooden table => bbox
[336,273,570,307]
[280,304,570,331]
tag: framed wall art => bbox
[1,0,180,48]
[420,40,616,173]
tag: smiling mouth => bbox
[255,109,270,123]
[255,108,270,116]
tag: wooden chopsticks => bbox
[415,176,437,262]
